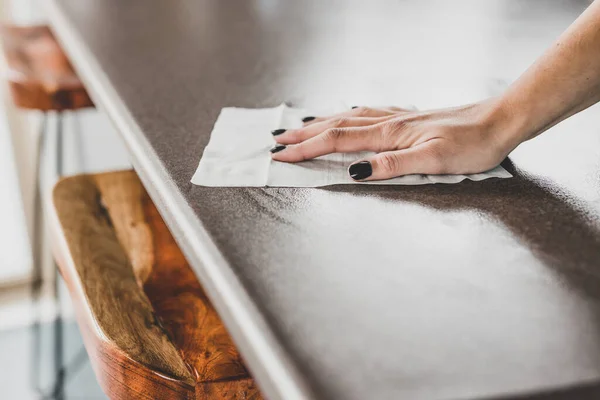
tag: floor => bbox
[0,316,106,399]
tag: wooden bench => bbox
[50,170,262,399]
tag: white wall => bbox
[0,0,38,286]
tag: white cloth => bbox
[191,104,512,187]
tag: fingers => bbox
[348,141,445,181]
[274,116,390,145]
[302,106,403,126]
[271,125,383,162]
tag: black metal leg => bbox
[30,112,47,394]
[52,111,65,400]
[72,111,84,172]
[56,111,63,178]
[51,272,64,400]
[30,111,88,399]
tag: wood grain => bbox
[51,170,262,399]
[142,182,261,399]
[0,24,93,110]
[94,172,154,285]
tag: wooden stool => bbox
[0,24,94,176]
[50,170,263,399]
[0,24,95,397]
[1,24,93,111]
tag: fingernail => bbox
[270,144,286,153]
[351,106,359,109]
[302,116,316,123]
[271,129,286,136]
[349,161,372,180]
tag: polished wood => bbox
[94,172,154,285]
[0,24,93,110]
[51,170,261,399]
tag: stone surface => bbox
[48,1,600,399]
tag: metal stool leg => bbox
[30,111,88,399]
[56,111,63,177]
[51,273,64,400]
[30,112,48,394]
[52,111,65,400]
[72,111,84,172]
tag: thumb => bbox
[348,144,444,181]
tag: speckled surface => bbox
[49,1,600,399]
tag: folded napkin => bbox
[191,104,512,187]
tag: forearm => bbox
[492,0,600,148]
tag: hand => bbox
[271,1,600,181]
[270,102,519,181]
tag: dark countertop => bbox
[46,0,600,399]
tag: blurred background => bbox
[0,0,127,398]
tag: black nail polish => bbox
[271,129,286,136]
[349,161,372,180]
[270,144,286,153]
[302,116,316,123]
[351,106,359,109]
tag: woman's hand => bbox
[270,102,518,181]
[272,0,600,181]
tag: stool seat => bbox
[0,25,93,111]
[50,170,262,399]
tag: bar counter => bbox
[46,1,600,399]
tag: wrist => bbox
[478,96,536,156]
